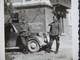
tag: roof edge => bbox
[7,1,53,8]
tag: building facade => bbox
[50,0,71,35]
[5,0,71,35]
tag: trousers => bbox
[47,35,60,52]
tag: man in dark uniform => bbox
[47,16,60,54]
[19,19,30,53]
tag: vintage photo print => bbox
[79,0,80,59]
[0,0,79,60]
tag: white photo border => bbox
[0,0,79,60]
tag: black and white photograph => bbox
[0,0,78,60]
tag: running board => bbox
[5,47,20,50]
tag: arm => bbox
[58,23,61,36]
[19,24,26,34]
[48,22,52,26]
[28,26,31,36]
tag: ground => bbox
[5,34,72,60]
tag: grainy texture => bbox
[5,34,72,60]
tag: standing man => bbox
[47,16,60,54]
[19,18,30,53]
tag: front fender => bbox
[29,36,47,47]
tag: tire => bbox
[27,39,40,53]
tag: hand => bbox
[59,35,61,37]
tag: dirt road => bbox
[5,35,72,60]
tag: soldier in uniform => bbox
[19,19,30,53]
[47,16,60,54]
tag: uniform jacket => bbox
[19,23,30,37]
[49,21,60,36]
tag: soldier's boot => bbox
[55,43,60,54]
[22,47,28,54]
[45,43,51,53]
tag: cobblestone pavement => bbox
[5,34,72,60]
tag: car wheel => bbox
[27,39,40,53]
